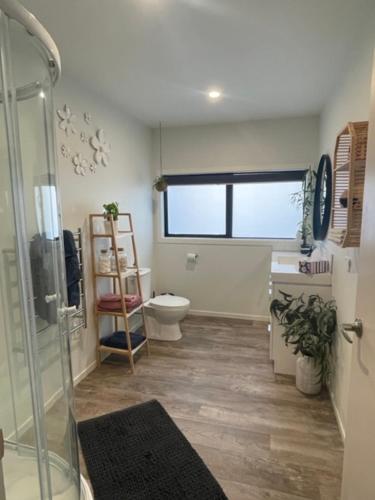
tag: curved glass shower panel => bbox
[0,5,81,500]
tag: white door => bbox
[341,52,375,500]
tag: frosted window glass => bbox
[167,185,226,235]
[233,182,302,238]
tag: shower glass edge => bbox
[0,2,85,499]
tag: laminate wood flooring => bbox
[74,315,343,500]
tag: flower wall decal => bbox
[61,144,71,159]
[57,105,77,136]
[57,105,109,176]
[72,153,88,176]
[84,112,91,125]
[90,129,110,167]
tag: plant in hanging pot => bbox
[153,175,168,192]
[103,202,119,234]
[270,291,337,395]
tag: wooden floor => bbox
[75,315,344,500]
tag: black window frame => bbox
[163,170,307,239]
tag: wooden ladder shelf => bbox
[89,213,150,372]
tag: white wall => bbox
[157,116,319,174]
[55,75,153,382]
[153,116,319,320]
[319,13,375,439]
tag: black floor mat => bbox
[78,399,228,500]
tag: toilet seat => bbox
[149,295,190,311]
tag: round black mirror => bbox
[313,154,332,241]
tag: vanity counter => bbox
[269,251,332,375]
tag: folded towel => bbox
[100,293,141,303]
[100,293,120,302]
[98,303,140,313]
[97,293,142,313]
[97,298,141,307]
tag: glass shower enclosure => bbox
[0,1,90,498]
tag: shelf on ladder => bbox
[100,329,147,353]
[95,268,138,279]
[92,231,134,238]
[96,303,144,319]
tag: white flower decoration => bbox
[84,112,91,125]
[80,131,87,143]
[57,105,77,136]
[90,129,110,167]
[72,153,88,176]
[61,144,71,159]
[89,162,96,173]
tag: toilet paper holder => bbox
[186,253,199,263]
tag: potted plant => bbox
[270,291,337,395]
[153,175,168,192]
[103,202,119,234]
[291,167,316,254]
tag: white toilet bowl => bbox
[144,295,190,341]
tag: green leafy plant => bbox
[153,175,168,192]
[270,291,337,384]
[103,202,119,221]
[291,167,316,245]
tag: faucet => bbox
[306,245,315,257]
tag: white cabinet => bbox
[270,252,332,376]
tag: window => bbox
[167,184,227,236]
[232,182,301,238]
[164,171,305,239]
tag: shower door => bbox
[0,5,81,500]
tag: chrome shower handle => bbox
[45,293,57,303]
[59,305,77,316]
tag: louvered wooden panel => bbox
[329,122,368,247]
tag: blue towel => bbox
[100,330,146,350]
[63,230,81,307]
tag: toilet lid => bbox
[150,295,190,309]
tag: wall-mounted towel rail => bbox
[69,227,87,334]
[1,227,87,358]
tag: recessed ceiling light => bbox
[207,89,222,101]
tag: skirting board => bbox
[6,360,97,442]
[329,388,346,443]
[73,360,97,386]
[188,309,269,323]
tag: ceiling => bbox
[22,0,374,126]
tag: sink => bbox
[277,255,302,265]
[271,251,331,284]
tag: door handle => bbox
[341,319,363,344]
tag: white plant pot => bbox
[296,355,322,395]
[104,219,118,235]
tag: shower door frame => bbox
[0,2,81,499]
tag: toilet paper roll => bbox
[186,253,198,264]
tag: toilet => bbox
[133,268,190,341]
